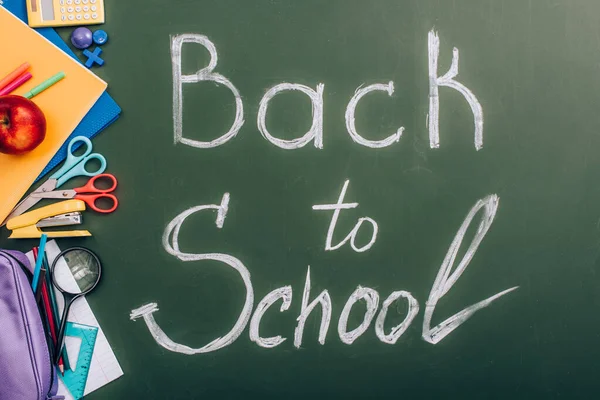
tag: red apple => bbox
[0,95,46,155]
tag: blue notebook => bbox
[1,0,121,181]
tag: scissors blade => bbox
[30,190,76,200]
[0,179,59,226]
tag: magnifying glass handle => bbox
[54,301,73,365]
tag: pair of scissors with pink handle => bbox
[31,174,118,213]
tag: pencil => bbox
[0,72,32,96]
[23,71,65,99]
[0,62,30,93]
[43,251,70,372]
[35,247,65,375]
[41,280,64,375]
[35,268,46,304]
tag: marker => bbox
[0,72,32,96]
[23,72,66,99]
[0,62,30,93]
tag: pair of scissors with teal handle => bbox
[2,136,107,225]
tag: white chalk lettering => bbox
[422,195,518,344]
[337,286,380,345]
[345,82,404,148]
[257,83,325,149]
[171,34,244,148]
[249,286,293,348]
[294,267,332,348]
[131,193,254,354]
[428,30,484,150]
[313,180,379,252]
[375,291,419,344]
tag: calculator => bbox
[26,0,105,28]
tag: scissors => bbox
[1,136,106,225]
[31,174,118,213]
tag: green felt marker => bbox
[24,72,66,99]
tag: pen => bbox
[31,234,47,292]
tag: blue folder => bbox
[1,0,121,181]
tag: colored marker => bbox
[0,62,30,93]
[0,72,32,96]
[23,72,66,99]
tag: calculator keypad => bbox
[59,0,103,24]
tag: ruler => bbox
[61,322,99,400]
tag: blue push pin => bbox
[83,47,104,68]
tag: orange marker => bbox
[0,62,31,93]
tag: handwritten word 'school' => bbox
[170,30,484,151]
[131,189,517,354]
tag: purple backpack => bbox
[0,250,62,400]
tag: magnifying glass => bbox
[51,247,102,365]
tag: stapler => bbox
[7,199,92,239]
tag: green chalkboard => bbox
[3,0,600,398]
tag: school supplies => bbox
[0,249,60,400]
[32,173,118,213]
[0,62,30,92]
[0,67,33,96]
[32,233,48,291]
[34,266,47,303]
[0,7,107,225]
[23,71,66,99]
[50,246,102,365]
[38,212,82,228]
[6,199,92,239]
[3,136,107,224]
[38,254,68,374]
[2,0,122,183]
[62,322,98,400]
[26,0,105,28]
[27,241,123,399]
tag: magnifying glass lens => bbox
[53,248,100,294]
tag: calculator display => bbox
[40,0,55,21]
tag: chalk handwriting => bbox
[258,83,325,149]
[250,286,293,348]
[422,194,518,344]
[375,291,419,344]
[294,266,332,348]
[338,286,380,344]
[171,34,244,148]
[345,82,404,148]
[428,30,484,150]
[313,180,379,252]
[173,29,484,151]
[131,193,255,354]
[131,193,517,353]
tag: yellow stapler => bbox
[7,200,92,239]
